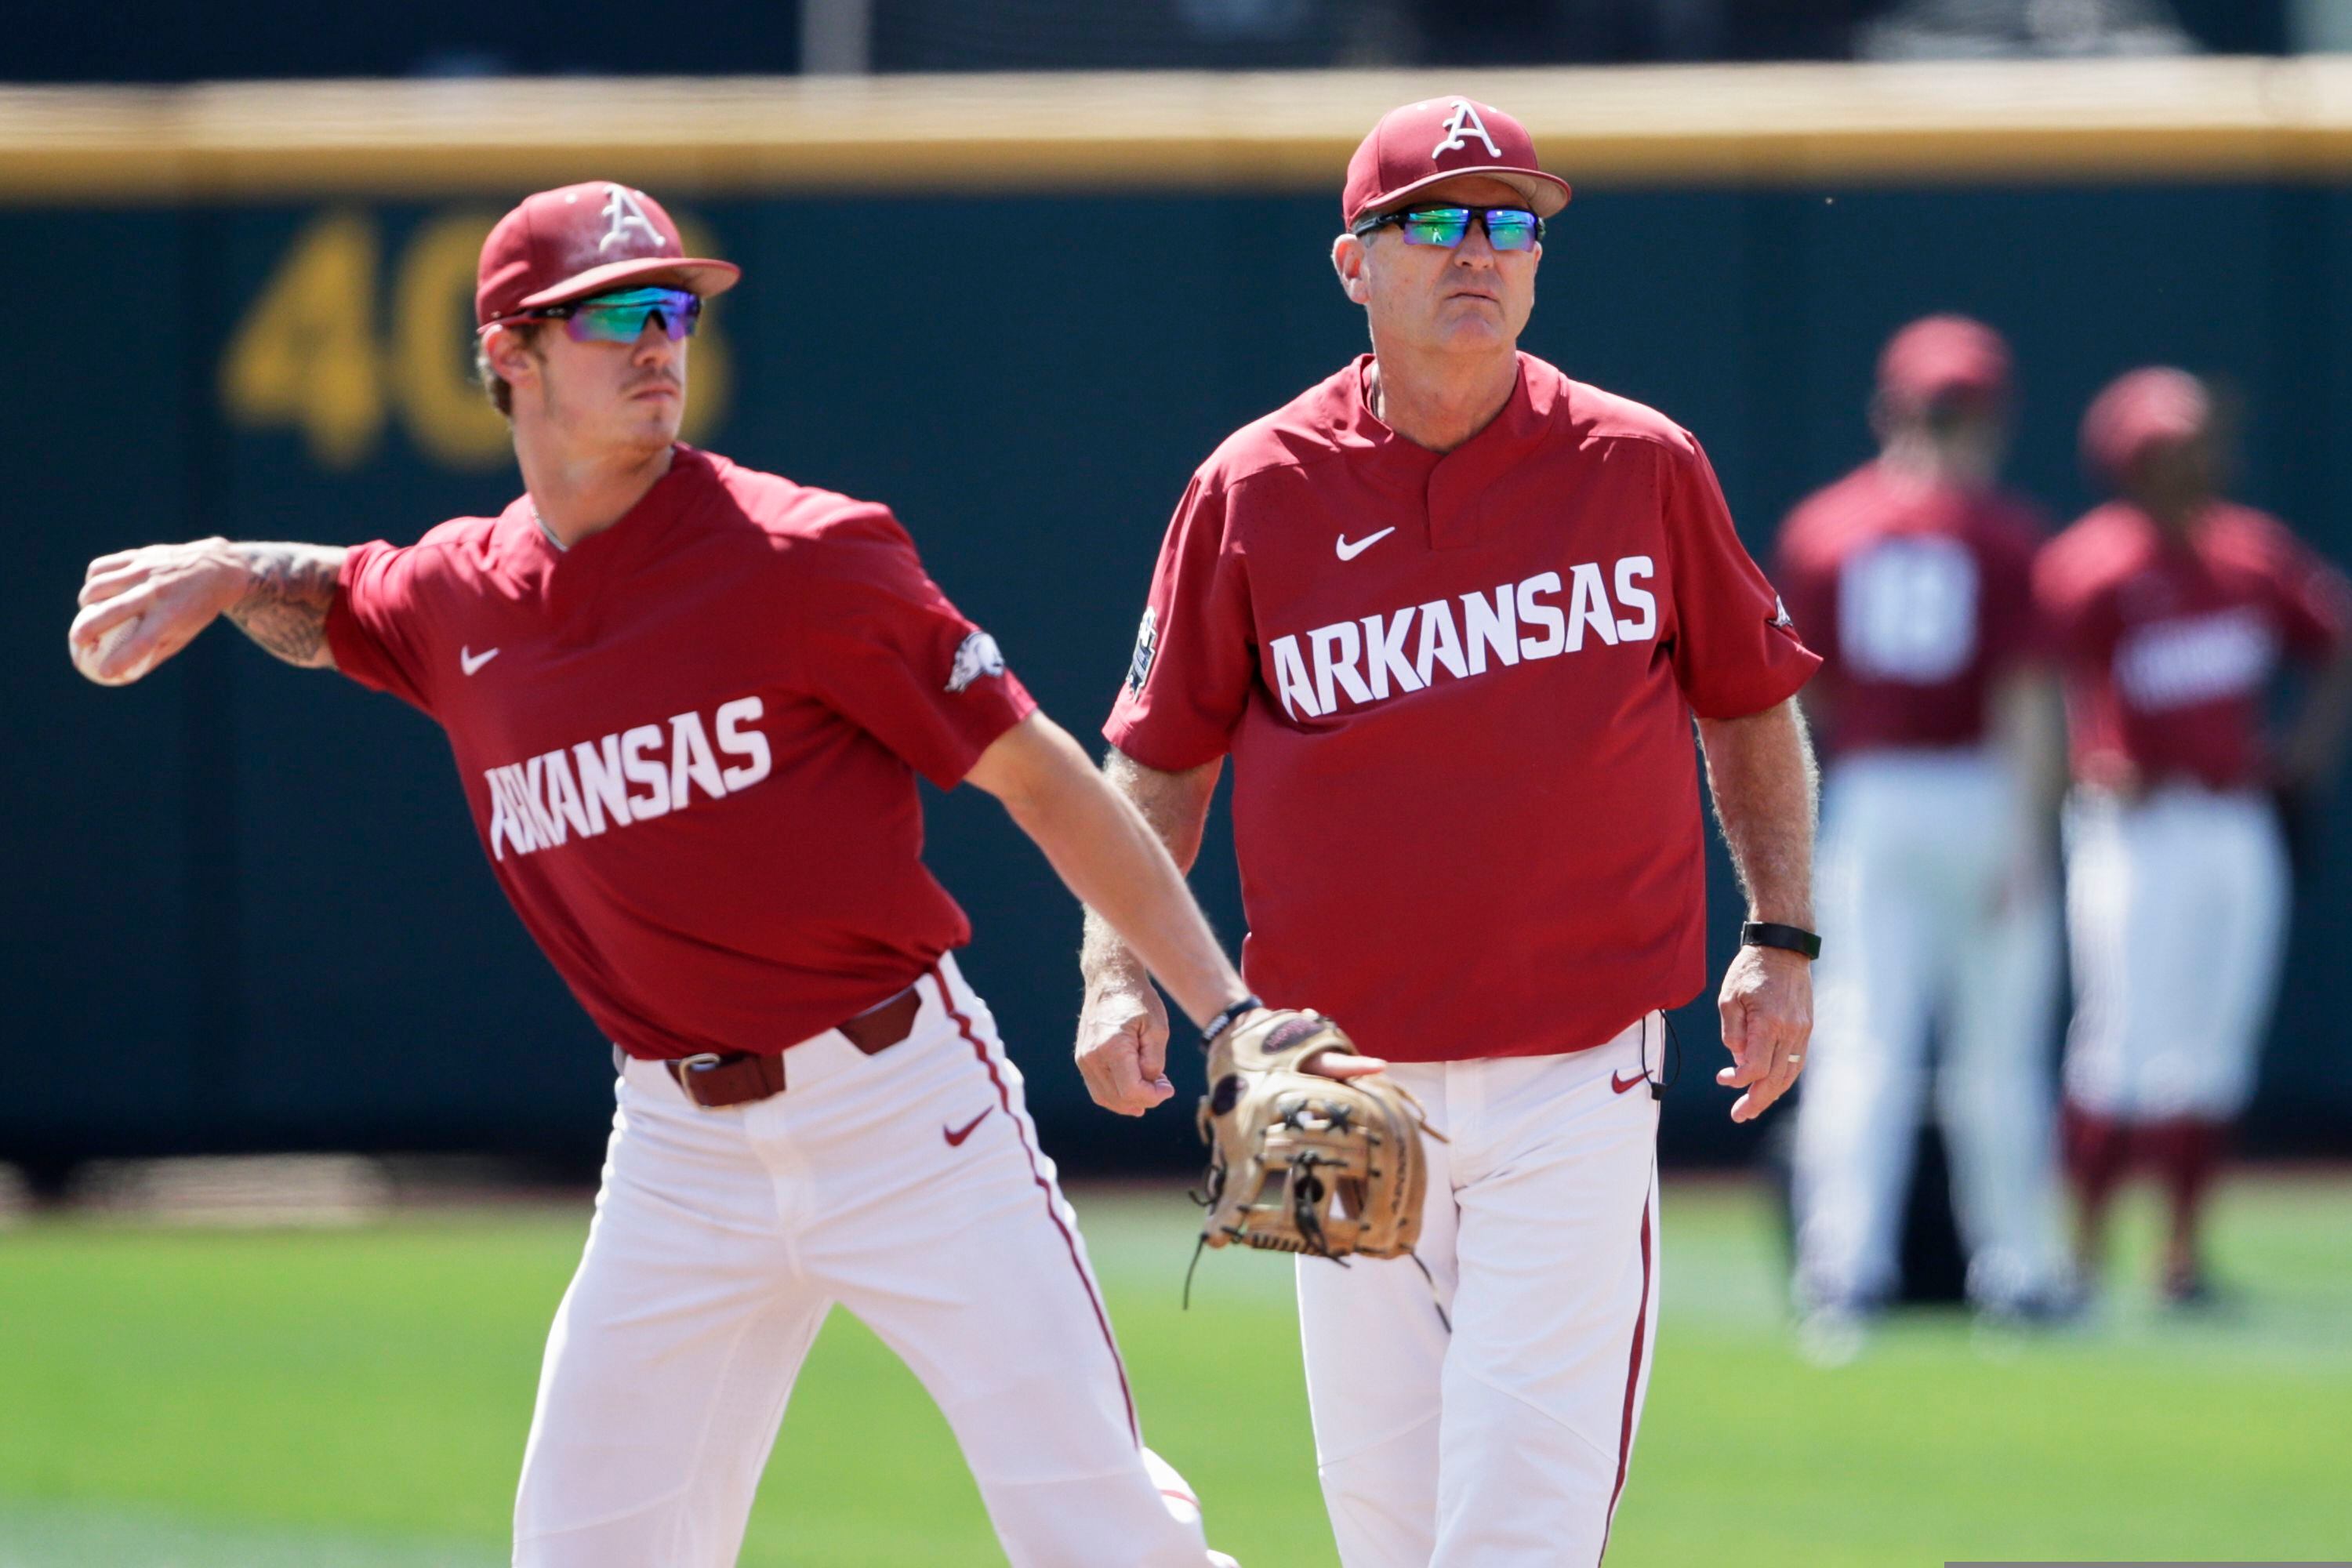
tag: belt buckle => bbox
[675,1051,726,1108]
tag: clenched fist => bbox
[1075,973,1175,1116]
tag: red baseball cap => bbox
[1877,314,2012,410]
[2080,366,2211,485]
[476,181,741,328]
[1342,96,1572,229]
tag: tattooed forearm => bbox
[222,543,348,670]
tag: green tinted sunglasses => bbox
[1350,205,1544,252]
[510,285,703,343]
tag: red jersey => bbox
[1774,462,2046,757]
[1105,354,1818,1064]
[325,445,1036,1060]
[2034,500,2349,791]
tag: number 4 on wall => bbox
[219,210,387,468]
[219,206,729,471]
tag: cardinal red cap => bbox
[2080,366,2211,485]
[476,181,741,328]
[1342,96,1572,228]
[1878,314,2012,410]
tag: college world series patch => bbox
[1126,607,1158,694]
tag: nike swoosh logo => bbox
[1610,1069,1648,1095]
[943,1106,995,1146]
[1335,528,1396,561]
[459,646,501,676]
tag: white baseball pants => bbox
[2062,785,2288,1121]
[1294,1018,1662,1568]
[1792,749,2072,1312]
[511,953,1210,1568]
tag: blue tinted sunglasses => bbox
[1349,205,1544,252]
[508,285,702,342]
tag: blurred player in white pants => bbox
[1777,316,2076,1330]
[2038,368,2352,1304]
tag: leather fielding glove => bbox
[1195,1010,1435,1261]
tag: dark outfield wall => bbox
[8,183,2349,1178]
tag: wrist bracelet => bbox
[1201,993,1263,1046]
[1740,921,1822,960]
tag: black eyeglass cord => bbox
[1644,1011,1682,1102]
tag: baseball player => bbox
[1776,314,2076,1335]
[1074,99,1823,1567]
[2038,368,2352,1305]
[67,181,1265,1568]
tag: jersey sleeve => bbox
[1661,436,1822,719]
[2031,531,2118,673]
[1102,473,1256,771]
[2258,519,2352,663]
[789,506,1036,789]
[1979,507,2056,670]
[325,539,441,716]
[1769,505,1840,671]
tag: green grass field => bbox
[3,1175,2348,1566]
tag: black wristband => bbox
[1741,921,1822,960]
[1201,993,1263,1046]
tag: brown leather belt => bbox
[664,984,923,1109]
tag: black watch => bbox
[1200,993,1263,1047]
[1740,921,1821,960]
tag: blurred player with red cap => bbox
[69,181,1259,1568]
[2038,367,2352,1304]
[1082,96,1822,1565]
[1776,314,2077,1342]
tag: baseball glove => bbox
[1193,1011,1436,1261]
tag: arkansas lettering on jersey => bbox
[1773,460,2046,757]
[1106,353,1817,1065]
[325,446,1036,1059]
[484,695,773,861]
[1268,561,1657,719]
[2035,500,2349,790]
[2111,608,2278,713]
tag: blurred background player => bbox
[2038,368,2352,1306]
[1777,315,2076,1337]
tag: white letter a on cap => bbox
[1433,100,1502,159]
[600,186,669,254]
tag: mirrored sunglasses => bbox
[1350,205,1544,252]
[516,285,703,343]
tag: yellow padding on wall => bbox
[7,57,2352,204]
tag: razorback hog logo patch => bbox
[946,630,1007,693]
